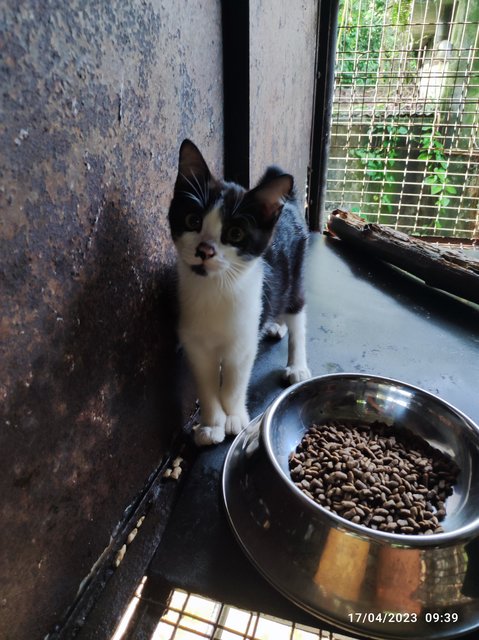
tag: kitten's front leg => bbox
[283,309,311,384]
[220,349,256,436]
[184,343,226,446]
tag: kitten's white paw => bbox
[194,426,225,446]
[225,411,250,436]
[264,321,288,340]
[283,365,312,385]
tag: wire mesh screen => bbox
[111,583,356,640]
[325,0,479,240]
[151,589,351,640]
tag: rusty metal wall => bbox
[0,1,222,638]
[249,1,318,197]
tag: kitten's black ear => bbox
[249,174,293,223]
[175,139,211,190]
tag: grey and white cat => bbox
[168,140,311,446]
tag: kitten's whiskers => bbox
[190,171,208,208]
[178,190,203,207]
[218,260,248,292]
[231,190,245,216]
[180,172,205,206]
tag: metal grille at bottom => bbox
[111,581,356,640]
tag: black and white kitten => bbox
[169,140,311,446]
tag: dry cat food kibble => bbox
[289,421,460,535]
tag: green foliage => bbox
[417,126,457,225]
[337,0,412,86]
[391,0,413,27]
[352,123,457,229]
[351,124,408,215]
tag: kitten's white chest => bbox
[178,261,263,350]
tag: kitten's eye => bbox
[185,213,202,231]
[226,226,246,243]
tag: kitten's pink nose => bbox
[195,242,216,261]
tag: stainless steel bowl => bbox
[222,374,479,640]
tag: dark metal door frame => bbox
[308,0,340,232]
[221,0,250,188]
[221,0,340,231]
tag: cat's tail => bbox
[257,165,296,200]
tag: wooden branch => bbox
[327,210,479,306]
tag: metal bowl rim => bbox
[261,372,479,546]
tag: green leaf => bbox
[434,168,446,179]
